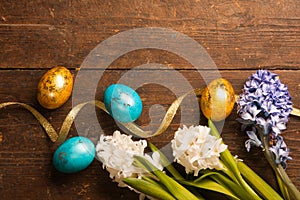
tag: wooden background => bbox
[0,0,300,199]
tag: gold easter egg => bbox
[37,66,73,109]
[200,78,235,121]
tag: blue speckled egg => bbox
[104,84,143,123]
[53,136,95,173]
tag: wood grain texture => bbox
[0,0,300,69]
[0,0,300,199]
[0,69,300,199]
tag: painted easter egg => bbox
[53,136,95,173]
[200,78,235,121]
[37,66,73,109]
[104,84,143,123]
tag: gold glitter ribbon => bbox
[120,88,203,138]
[0,101,108,143]
[1,90,299,144]
[0,88,202,143]
[291,107,300,117]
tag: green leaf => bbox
[237,161,283,200]
[132,157,151,172]
[134,155,200,200]
[123,178,176,200]
[210,172,254,199]
[276,173,290,200]
[208,120,240,178]
[193,171,220,183]
[148,142,184,180]
[142,176,166,189]
[180,178,240,200]
[208,120,262,200]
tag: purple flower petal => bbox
[237,70,293,168]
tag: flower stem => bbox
[148,142,184,180]
[123,177,177,200]
[259,129,300,200]
[208,120,262,200]
[276,173,290,200]
[134,156,200,200]
[276,164,300,200]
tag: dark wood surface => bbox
[1,1,300,199]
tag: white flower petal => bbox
[96,131,149,187]
[171,125,227,175]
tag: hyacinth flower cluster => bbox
[96,122,285,200]
[96,131,163,187]
[237,70,292,168]
[237,70,300,199]
[96,130,200,200]
[171,125,227,176]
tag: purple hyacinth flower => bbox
[237,70,293,169]
[269,135,292,169]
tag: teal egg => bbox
[104,84,143,123]
[53,136,95,173]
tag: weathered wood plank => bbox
[0,0,299,69]
[1,0,300,199]
[0,69,300,199]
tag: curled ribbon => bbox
[0,89,299,144]
[0,88,202,143]
[0,101,108,143]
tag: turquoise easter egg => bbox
[53,136,95,173]
[104,84,143,123]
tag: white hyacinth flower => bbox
[171,125,227,176]
[96,130,162,187]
